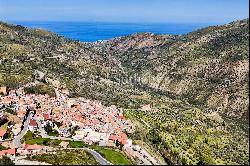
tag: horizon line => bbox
[2,19,235,25]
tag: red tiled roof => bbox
[117,116,127,120]
[24,144,42,150]
[0,128,6,137]
[0,148,16,156]
[117,132,128,145]
[121,139,128,145]
[29,119,37,126]
[43,114,50,120]
[109,135,118,141]
[17,111,26,117]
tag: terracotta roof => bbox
[0,148,16,156]
[43,114,50,120]
[117,116,127,120]
[121,139,128,145]
[17,111,26,118]
[24,144,42,150]
[29,119,37,126]
[0,128,6,137]
[109,135,118,141]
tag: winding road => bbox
[12,112,32,148]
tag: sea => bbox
[11,21,214,42]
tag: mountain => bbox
[91,19,249,126]
[0,19,249,165]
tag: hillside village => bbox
[0,84,159,165]
[0,19,249,165]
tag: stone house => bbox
[0,87,7,96]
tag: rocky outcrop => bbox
[34,70,45,81]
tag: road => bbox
[63,148,112,165]
[12,112,32,148]
[33,115,47,137]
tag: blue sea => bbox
[11,21,212,42]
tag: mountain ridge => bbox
[0,18,249,164]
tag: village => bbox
[0,85,158,165]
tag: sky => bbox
[0,0,249,23]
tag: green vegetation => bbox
[68,140,88,148]
[3,108,17,115]
[28,150,99,165]
[0,144,7,150]
[44,123,59,136]
[24,83,55,97]
[93,147,132,165]
[0,74,31,90]
[22,131,61,147]
[0,156,14,165]
[125,108,249,165]
[47,129,59,137]
[54,121,63,127]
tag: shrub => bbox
[0,156,14,165]
[24,83,55,97]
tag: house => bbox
[85,131,106,143]
[17,110,26,119]
[28,119,38,131]
[0,128,7,140]
[0,87,7,96]
[0,148,16,157]
[117,116,126,120]
[12,124,22,136]
[99,140,107,146]
[23,144,42,153]
[59,141,69,148]
[0,104,4,110]
[24,144,42,152]
[108,132,129,146]
[43,114,51,121]
[28,106,36,114]
[73,128,92,139]
[61,89,69,97]
[125,139,133,147]
[117,132,129,145]
[72,129,89,140]
[141,104,151,111]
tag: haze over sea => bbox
[11,21,213,42]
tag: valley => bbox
[0,19,249,165]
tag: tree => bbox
[115,140,124,150]
[44,123,53,133]
[43,139,49,146]
[23,130,35,141]
[147,128,161,144]
[0,156,14,165]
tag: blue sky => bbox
[0,0,249,23]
